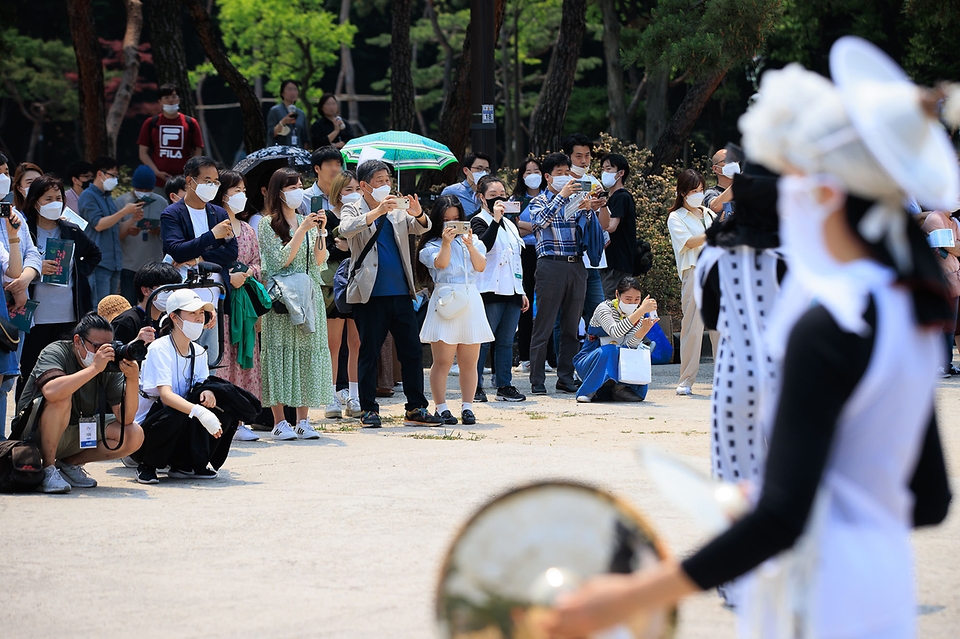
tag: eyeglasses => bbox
[103,171,119,179]
[469,165,490,172]
[196,179,221,186]
[82,338,110,352]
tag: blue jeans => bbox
[478,300,523,390]
[89,267,121,307]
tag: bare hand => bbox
[212,219,234,240]
[376,194,398,217]
[40,260,58,276]
[156,171,172,182]
[120,201,145,217]
[590,195,606,211]
[118,357,140,379]
[5,282,26,311]
[199,390,217,409]
[203,313,217,330]
[405,193,423,218]
[559,179,580,199]
[4,211,22,233]
[521,295,530,312]
[136,326,156,344]
[334,237,348,252]
[639,295,657,315]
[229,270,249,289]
[492,200,505,221]
[441,225,457,245]
[539,574,641,638]
[92,344,116,373]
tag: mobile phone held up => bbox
[0,202,10,219]
[394,197,411,210]
[310,195,324,214]
[503,201,521,214]
[444,220,471,235]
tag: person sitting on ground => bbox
[14,313,144,494]
[574,276,658,403]
[133,289,236,484]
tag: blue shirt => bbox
[529,189,593,258]
[518,191,546,247]
[441,180,481,217]
[370,218,408,297]
[78,185,123,271]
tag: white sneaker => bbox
[450,363,460,376]
[545,362,556,373]
[514,361,530,373]
[40,466,71,494]
[272,420,297,441]
[576,395,593,403]
[676,386,692,396]
[345,397,361,418]
[121,456,138,468]
[234,424,259,441]
[294,419,321,440]
[939,367,951,379]
[56,461,97,488]
[325,396,342,419]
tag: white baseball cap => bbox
[163,289,215,315]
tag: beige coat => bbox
[338,197,432,304]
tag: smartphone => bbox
[0,202,10,219]
[503,200,521,214]
[394,197,410,210]
[229,260,249,273]
[138,194,154,204]
[576,180,593,192]
[444,220,471,235]
[310,195,324,214]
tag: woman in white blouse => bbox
[667,169,715,395]
[417,196,493,426]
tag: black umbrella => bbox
[232,145,313,212]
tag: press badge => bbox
[79,418,98,450]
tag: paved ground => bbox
[1,360,958,638]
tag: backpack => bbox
[0,439,43,493]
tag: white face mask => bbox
[721,162,741,178]
[177,316,205,341]
[371,184,391,202]
[341,192,362,205]
[133,190,151,199]
[226,192,247,213]
[523,174,542,190]
[0,173,9,199]
[471,170,489,186]
[154,290,172,312]
[601,171,619,189]
[618,301,638,316]
[78,342,96,368]
[39,201,63,221]
[282,188,304,209]
[103,176,119,192]
[549,175,572,192]
[193,181,218,203]
[162,103,180,116]
[685,192,705,208]
[569,165,586,178]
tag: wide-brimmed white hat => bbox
[830,36,960,211]
[163,289,215,315]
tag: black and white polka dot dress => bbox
[696,244,785,482]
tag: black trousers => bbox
[135,403,237,471]
[352,294,427,413]
[16,321,76,403]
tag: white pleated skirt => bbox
[420,284,495,345]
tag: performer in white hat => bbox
[543,36,954,639]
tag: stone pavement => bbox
[1,361,957,638]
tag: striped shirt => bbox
[529,189,594,258]
[590,300,645,348]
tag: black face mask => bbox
[485,196,507,211]
[80,180,93,190]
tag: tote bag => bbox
[619,344,652,385]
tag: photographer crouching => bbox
[13,313,144,494]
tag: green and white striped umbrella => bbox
[341,131,458,171]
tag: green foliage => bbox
[208,0,355,121]
[0,29,78,121]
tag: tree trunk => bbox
[599,0,628,140]
[336,0,358,123]
[500,19,513,170]
[645,69,727,176]
[67,0,107,161]
[106,0,144,158]
[426,0,453,101]
[528,0,587,156]
[181,0,266,153]
[390,0,416,131]
[644,66,668,151]
[146,0,195,116]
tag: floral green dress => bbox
[258,215,333,408]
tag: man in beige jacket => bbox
[339,159,440,428]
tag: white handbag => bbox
[619,344,652,385]
[434,285,469,319]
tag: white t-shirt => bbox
[187,204,210,236]
[136,334,209,423]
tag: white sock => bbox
[436,403,449,413]
[349,382,359,398]
[462,402,473,412]
[331,384,338,399]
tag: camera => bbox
[0,202,10,218]
[105,340,147,372]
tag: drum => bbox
[435,481,678,638]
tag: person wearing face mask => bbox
[441,152,493,218]
[258,168,333,440]
[137,83,205,187]
[64,161,94,215]
[544,39,954,639]
[17,175,103,401]
[115,165,164,305]
[574,276,658,403]
[667,169,716,395]
[13,313,143,494]
[160,156,239,365]
[339,159,440,428]
[470,176,529,403]
[133,289,239,484]
[598,153,637,298]
[322,170,362,418]
[704,148,741,218]
[512,157,547,373]
[77,157,145,306]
